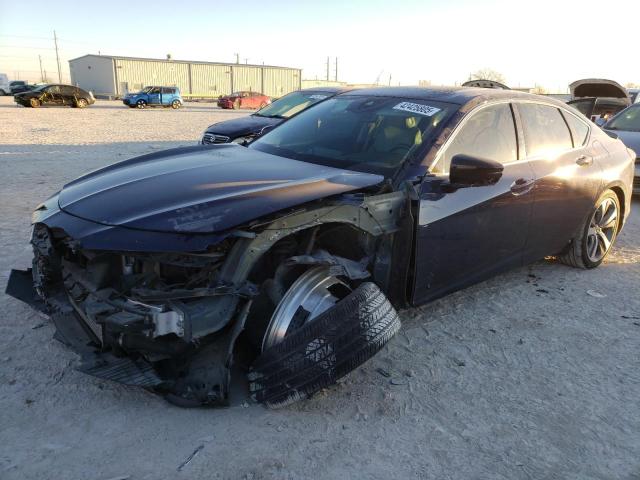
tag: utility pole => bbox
[388,74,392,86]
[326,56,330,81]
[234,53,240,64]
[334,57,338,82]
[53,30,62,83]
[38,55,44,83]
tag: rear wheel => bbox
[559,189,620,268]
[171,99,181,109]
[29,98,41,108]
[248,265,401,408]
[136,99,147,109]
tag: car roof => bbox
[338,85,567,107]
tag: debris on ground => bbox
[177,445,204,472]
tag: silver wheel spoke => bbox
[597,230,611,252]
[599,208,617,229]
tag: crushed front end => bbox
[7,198,255,406]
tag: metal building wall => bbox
[113,59,190,95]
[69,55,116,96]
[190,64,231,96]
[230,65,262,93]
[263,68,301,97]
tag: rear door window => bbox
[436,103,518,173]
[519,104,573,158]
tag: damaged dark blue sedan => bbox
[7,87,635,408]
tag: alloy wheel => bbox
[586,197,618,263]
[261,266,351,351]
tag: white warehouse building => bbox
[68,54,302,98]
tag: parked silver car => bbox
[604,103,640,193]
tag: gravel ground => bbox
[1,97,639,480]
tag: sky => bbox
[0,0,636,92]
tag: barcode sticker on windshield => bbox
[309,94,329,100]
[393,102,441,116]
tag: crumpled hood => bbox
[204,115,281,137]
[58,145,383,234]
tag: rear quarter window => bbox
[562,111,590,146]
[519,103,573,158]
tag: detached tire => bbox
[248,282,400,408]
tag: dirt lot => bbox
[1,97,639,480]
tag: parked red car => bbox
[217,91,271,110]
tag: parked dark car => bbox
[603,103,640,194]
[14,84,95,108]
[217,91,270,110]
[7,87,634,409]
[9,80,36,94]
[568,79,631,125]
[201,87,346,144]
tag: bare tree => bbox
[469,68,506,84]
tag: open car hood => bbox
[57,145,383,234]
[570,78,630,101]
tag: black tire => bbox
[558,189,621,269]
[171,99,181,109]
[248,282,401,408]
[136,99,147,109]
[29,98,40,108]
[75,98,88,108]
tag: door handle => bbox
[510,178,535,196]
[576,155,593,166]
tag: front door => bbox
[147,87,162,105]
[43,85,64,106]
[412,102,535,305]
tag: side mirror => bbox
[449,154,503,186]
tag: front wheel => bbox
[75,98,88,108]
[136,99,147,109]
[559,190,621,268]
[29,98,41,108]
[171,99,181,109]
[248,266,401,408]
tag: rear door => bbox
[161,87,172,104]
[516,102,602,263]
[412,102,536,304]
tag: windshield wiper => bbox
[254,112,284,119]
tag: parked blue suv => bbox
[123,86,183,109]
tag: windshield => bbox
[256,90,334,119]
[605,105,640,132]
[139,86,153,93]
[249,95,457,177]
[31,84,48,92]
